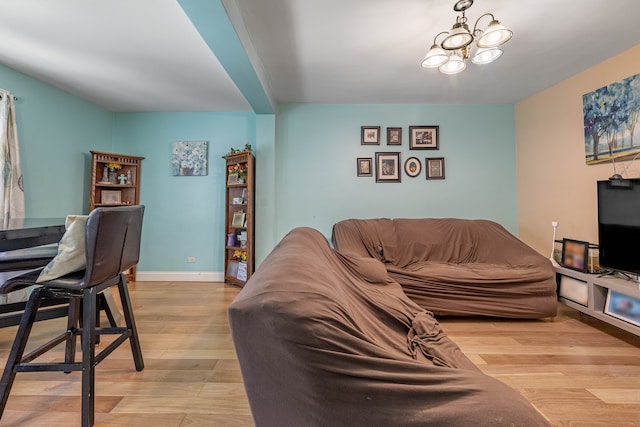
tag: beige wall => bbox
[516,44,640,256]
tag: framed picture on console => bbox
[561,238,589,272]
[605,290,640,327]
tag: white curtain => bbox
[0,89,25,219]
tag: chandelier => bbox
[421,0,512,75]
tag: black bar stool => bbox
[0,205,145,427]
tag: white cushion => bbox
[36,214,88,283]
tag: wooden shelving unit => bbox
[223,151,255,287]
[89,150,144,281]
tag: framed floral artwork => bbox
[172,140,209,176]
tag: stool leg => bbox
[99,292,118,327]
[95,296,101,345]
[0,288,44,418]
[81,287,97,427]
[65,297,81,371]
[117,276,144,371]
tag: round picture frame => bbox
[404,157,421,177]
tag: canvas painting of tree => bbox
[583,73,640,165]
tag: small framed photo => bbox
[561,238,589,272]
[227,173,240,185]
[361,126,381,145]
[404,157,421,178]
[101,190,121,205]
[375,152,401,183]
[605,290,640,327]
[409,125,439,150]
[425,157,445,179]
[231,211,246,228]
[357,157,373,177]
[387,127,402,146]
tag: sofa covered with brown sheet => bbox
[332,218,557,318]
[229,227,550,427]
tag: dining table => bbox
[0,217,65,253]
[0,217,66,327]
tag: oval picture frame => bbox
[404,157,421,178]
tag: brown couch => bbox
[332,218,557,318]
[229,227,550,426]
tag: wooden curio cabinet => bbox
[89,150,144,281]
[223,151,255,287]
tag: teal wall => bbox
[254,114,277,265]
[0,64,113,217]
[113,112,256,272]
[274,103,517,243]
[3,64,517,276]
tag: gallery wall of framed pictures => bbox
[358,125,445,182]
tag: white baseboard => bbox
[135,271,224,282]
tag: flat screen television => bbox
[597,178,640,277]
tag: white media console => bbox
[555,265,640,337]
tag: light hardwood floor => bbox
[0,281,638,426]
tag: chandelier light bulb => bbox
[422,44,449,68]
[439,53,466,74]
[471,47,502,65]
[441,23,473,50]
[476,20,513,48]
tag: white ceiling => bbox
[0,0,251,112]
[1,0,640,112]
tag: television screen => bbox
[597,179,640,276]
